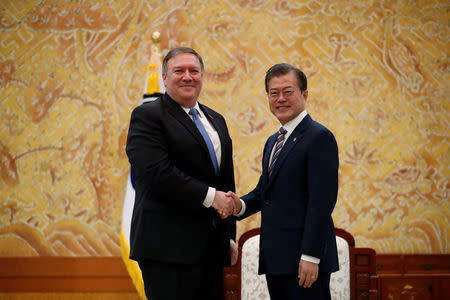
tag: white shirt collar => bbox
[181,102,203,117]
[281,110,307,135]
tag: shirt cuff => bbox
[203,187,215,207]
[301,254,320,264]
[234,199,246,217]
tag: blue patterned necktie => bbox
[269,127,287,176]
[189,108,219,176]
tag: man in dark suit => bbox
[126,47,238,300]
[228,63,339,300]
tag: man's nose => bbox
[277,93,287,101]
[181,70,193,80]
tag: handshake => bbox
[212,191,241,219]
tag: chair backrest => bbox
[240,232,269,300]
[229,227,378,300]
[330,233,351,299]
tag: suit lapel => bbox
[263,134,277,182]
[267,115,313,183]
[164,94,209,153]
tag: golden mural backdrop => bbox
[0,0,448,256]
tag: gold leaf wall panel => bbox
[0,0,448,256]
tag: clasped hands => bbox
[212,191,241,219]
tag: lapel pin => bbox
[293,137,297,142]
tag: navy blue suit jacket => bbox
[240,114,339,275]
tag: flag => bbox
[120,43,165,300]
[143,45,165,97]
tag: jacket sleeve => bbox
[239,138,271,219]
[301,128,339,258]
[125,103,209,209]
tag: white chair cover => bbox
[241,235,270,300]
[330,235,351,300]
[240,234,351,300]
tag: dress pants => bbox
[137,229,223,300]
[266,272,331,300]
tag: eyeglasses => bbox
[268,89,300,100]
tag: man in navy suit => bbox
[228,63,339,300]
[126,47,238,300]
